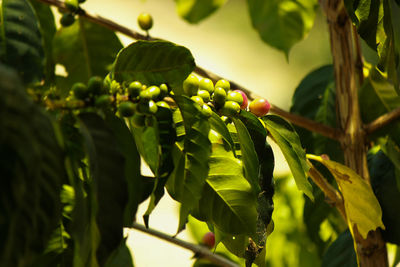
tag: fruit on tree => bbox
[183,74,199,96]
[148,100,158,114]
[212,87,227,107]
[118,101,136,117]
[197,90,210,103]
[201,104,212,118]
[202,232,215,249]
[138,13,153,31]
[65,0,79,12]
[249,98,271,117]
[71,82,89,100]
[128,81,142,98]
[147,86,161,100]
[156,101,170,109]
[191,95,205,106]
[221,101,240,117]
[60,13,75,27]
[88,76,103,94]
[215,79,230,93]
[234,90,248,109]
[95,95,113,108]
[226,91,243,106]
[159,83,169,98]
[199,78,214,93]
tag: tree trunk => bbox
[320,0,388,266]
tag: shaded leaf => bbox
[0,64,64,265]
[175,0,227,24]
[247,0,318,56]
[104,238,134,267]
[307,154,385,239]
[209,111,235,152]
[53,18,122,94]
[321,230,357,267]
[0,0,44,83]
[368,150,400,245]
[78,113,128,265]
[112,40,195,94]
[263,115,313,200]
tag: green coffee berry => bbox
[215,79,230,93]
[199,78,214,94]
[128,81,142,98]
[201,104,212,118]
[221,101,240,117]
[95,94,113,108]
[88,76,103,95]
[212,87,227,107]
[118,101,136,117]
[191,95,205,106]
[71,83,89,100]
[147,86,161,100]
[65,0,79,12]
[138,13,153,31]
[148,100,158,114]
[60,13,75,27]
[226,91,244,106]
[159,83,169,98]
[156,101,170,109]
[197,90,211,103]
[183,74,199,96]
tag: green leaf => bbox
[369,150,400,245]
[195,130,258,235]
[0,0,45,83]
[104,239,134,267]
[29,0,56,83]
[290,65,342,161]
[53,18,122,94]
[78,113,128,265]
[247,0,318,56]
[359,67,400,143]
[263,115,313,200]
[321,230,357,267]
[175,0,227,24]
[173,96,211,232]
[232,118,260,192]
[104,113,142,226]
[209,111,235,152]
[380,137,400,191]
[131,126,160,176]
[307,154,385,239]
[0,64,64,265]
[112,40,195,94]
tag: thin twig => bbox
[36,0,341,140]
[306,160,347,221]
[129,223,240,267]
[364,107,400,135]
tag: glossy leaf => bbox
[104,239,134,267]
[321,230,357,267]
[232,118,260,192]
[0,0,44,83]
[307,154,385,239]
[53,18,122,93]
[104,114,142,226]
[29,0,56,83]
[369,150,400,245]
[174,96,211,232]
[263,115,313,200]
[112,40,195,94]
[131,126,160,176]
[0,64,64,265]
[195,130,257,235]
[238,110,267,160]
[247,0,318,56]
[78,113,128,265]
[175,0,227,24]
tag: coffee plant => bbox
[1,0,400,266]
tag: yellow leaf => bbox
[307,154,385,239]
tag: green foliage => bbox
[321,230,357,267]
[175,0,227,23]
[247,0,318,56]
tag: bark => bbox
[320,0,388,266]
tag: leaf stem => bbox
[129,223,240,267]
[364,107,400,135]
[36,0,340,140]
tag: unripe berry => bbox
[128,81,142,98]
[138,13,153,31]
[60,13,75,27]
[118,101,136,117]
[148,100,158,114]
[65,0,79,12]
[221,101,240,117]
[201,104,212,118]
[202,232,215,249]
[183,74,199,96]
[147,86,161,100]
[191,95,204,106]
[226,91,243,106]
[197,90,210,103]
[71,82,88,100]
[95,94,113,108]
[156,101,170,109]
[234,90,248,110]
[159,83,169,98]
[87,76,103,95]
[249,98,271,117]
[212,87,226,108]
[199,78,214,94]
[215,79,230,93]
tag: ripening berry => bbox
[234,90,248,110]
[202,232,215,249]
[249,98,271,117]
[226,91,243,106]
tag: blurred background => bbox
[57,0,334,266]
